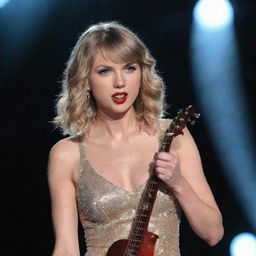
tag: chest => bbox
[83,133,160,192]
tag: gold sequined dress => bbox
[76,119,181,256]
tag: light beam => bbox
[191,1,256,230]
[0,0,10,8]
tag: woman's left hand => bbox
[154,150,183,189]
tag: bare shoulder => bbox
[48,136,81,179]
[171,125,197,151]
[159,117,195,152]
[50,136,81,158]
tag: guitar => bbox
[106,105,200,256]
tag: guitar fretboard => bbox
[124,106,199,256]
[124,129,174,256]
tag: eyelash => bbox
[98,65,137,75]
[126,66,136,72]
[98,69,109,75]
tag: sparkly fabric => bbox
[76,119,181,256]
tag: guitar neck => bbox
[124,129,174,255]
[123,106,199,256]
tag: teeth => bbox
[113,94,126,99]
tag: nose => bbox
[114,70,125,88]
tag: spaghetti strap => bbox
[78,141,86,172]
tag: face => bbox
[88,50,142,118]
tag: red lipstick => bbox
[111,92,128,104]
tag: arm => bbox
[48,139,80,256]
[155,127,224,246]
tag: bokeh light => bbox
[230,233,256,256]
[193,0,234,29]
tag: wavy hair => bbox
[54,21,167,136]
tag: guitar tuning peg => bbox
[186,105,192,110]
[175,124,181,130]
[194,113,200,119]
[189,119,196,125]
[177,109,183,114]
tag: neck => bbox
[92,107,140,140]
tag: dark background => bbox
[0,0,255,255]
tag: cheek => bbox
[135,76,142,95]
[90,78,109,98]
[130,72,142,92]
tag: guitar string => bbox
[125,126,167,255]
[125,127,171,255]
[126,180,150,255]
[130,138,175,255]
[125,111,194,255]
[126,170,158,255]
[125,109,196,255]
[125,134,173,256]
[126,167,165,255]
[125,127,176,255]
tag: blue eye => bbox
[126,66,136,72]
[98,69,109,75]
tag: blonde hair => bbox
[54,21,167,136]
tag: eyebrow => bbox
[95,64,112,69]
[95,63,137,69]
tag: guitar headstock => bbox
[166,105,200,137]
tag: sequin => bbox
[76,119,181,256]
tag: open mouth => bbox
[111,92,128,104]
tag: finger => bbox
[155,167,173,178]
[155,152,173,162]
[156,173,166,181]
[155,170,172,181]
[155,166,167,174]
[155,153,178,164]
[155,159,173,169]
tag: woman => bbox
[48,21,224,256]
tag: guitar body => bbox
[106,239,127,256]
[138,232,159,256]
[106,231,159,256]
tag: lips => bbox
[111,92,128,104]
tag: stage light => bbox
[191,1,256,231]
[0,0,10,8]
[193,0,234,29]
[1,0,56,73]
[230,233,256,256]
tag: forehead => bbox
[92,49,119,67]
[91,47,139,68]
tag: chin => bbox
[108,105,134,118]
